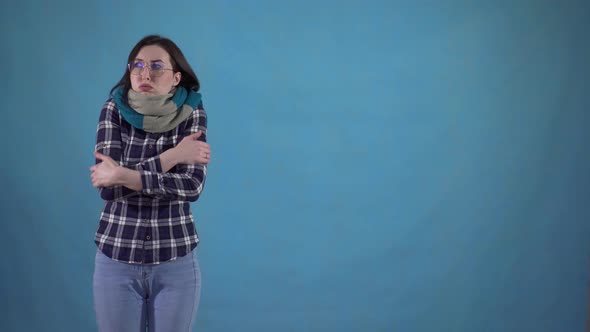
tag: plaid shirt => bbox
[93,98,207,264]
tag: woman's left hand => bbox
[90,152,121,187]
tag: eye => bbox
[132,61,145,69]
[150,62,165,70]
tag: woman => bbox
[90,35,210,331]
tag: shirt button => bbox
[146,235,151,240]
[148,144,153,149]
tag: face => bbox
[129,45,181,95]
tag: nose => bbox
[140,67,151,80]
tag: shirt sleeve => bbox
[94,101,145,201]
[139,105,208,202]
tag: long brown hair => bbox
[110,35,200,97]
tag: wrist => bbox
[114,166,130,186]
[113,166,143,191]
[169,147,183,165]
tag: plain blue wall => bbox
[1,1,589,331]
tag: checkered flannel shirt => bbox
[93,98,207,264]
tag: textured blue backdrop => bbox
[1,1,589,331]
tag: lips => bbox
[139,84,153,91]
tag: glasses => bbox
[128,61,174,77]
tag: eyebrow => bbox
[134,58,165,63]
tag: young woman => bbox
[90,34,210,331]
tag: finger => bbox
[197,149,211,157]
[95,152,106,161]
[188,131,202,140]
[92,177,102,187]
[95,152,117,165]
[194,142,210,150]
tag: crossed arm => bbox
[90,103,211,202]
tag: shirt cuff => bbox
[135,156,163,173]
[140,171,165,196]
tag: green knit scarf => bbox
[112,86,202,133]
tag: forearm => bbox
[98,185,138,201]
[127,147,182,173]
[116,151,193,194]
[101,148,182,197]
[114,166,206,202]
[116,167,143,191]
[158,147,182,173]
[141,164,207,202]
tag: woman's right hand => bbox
[174,131,211,165]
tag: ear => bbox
[173,72,181,86]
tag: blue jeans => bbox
[93,249,201,332]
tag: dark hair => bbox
[110,35,200,96]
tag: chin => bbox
[133,89,156,95]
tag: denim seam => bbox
[186,251,199,331]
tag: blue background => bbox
[1,1,589,331]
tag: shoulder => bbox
[186,89,206,116]
[102,98,119,112]
[180,103,208,135]
[99,98,122,122]
[189,103,207,126]
[186,93,207,124]
[193,103,207,118]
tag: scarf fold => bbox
[112,86,202,133]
